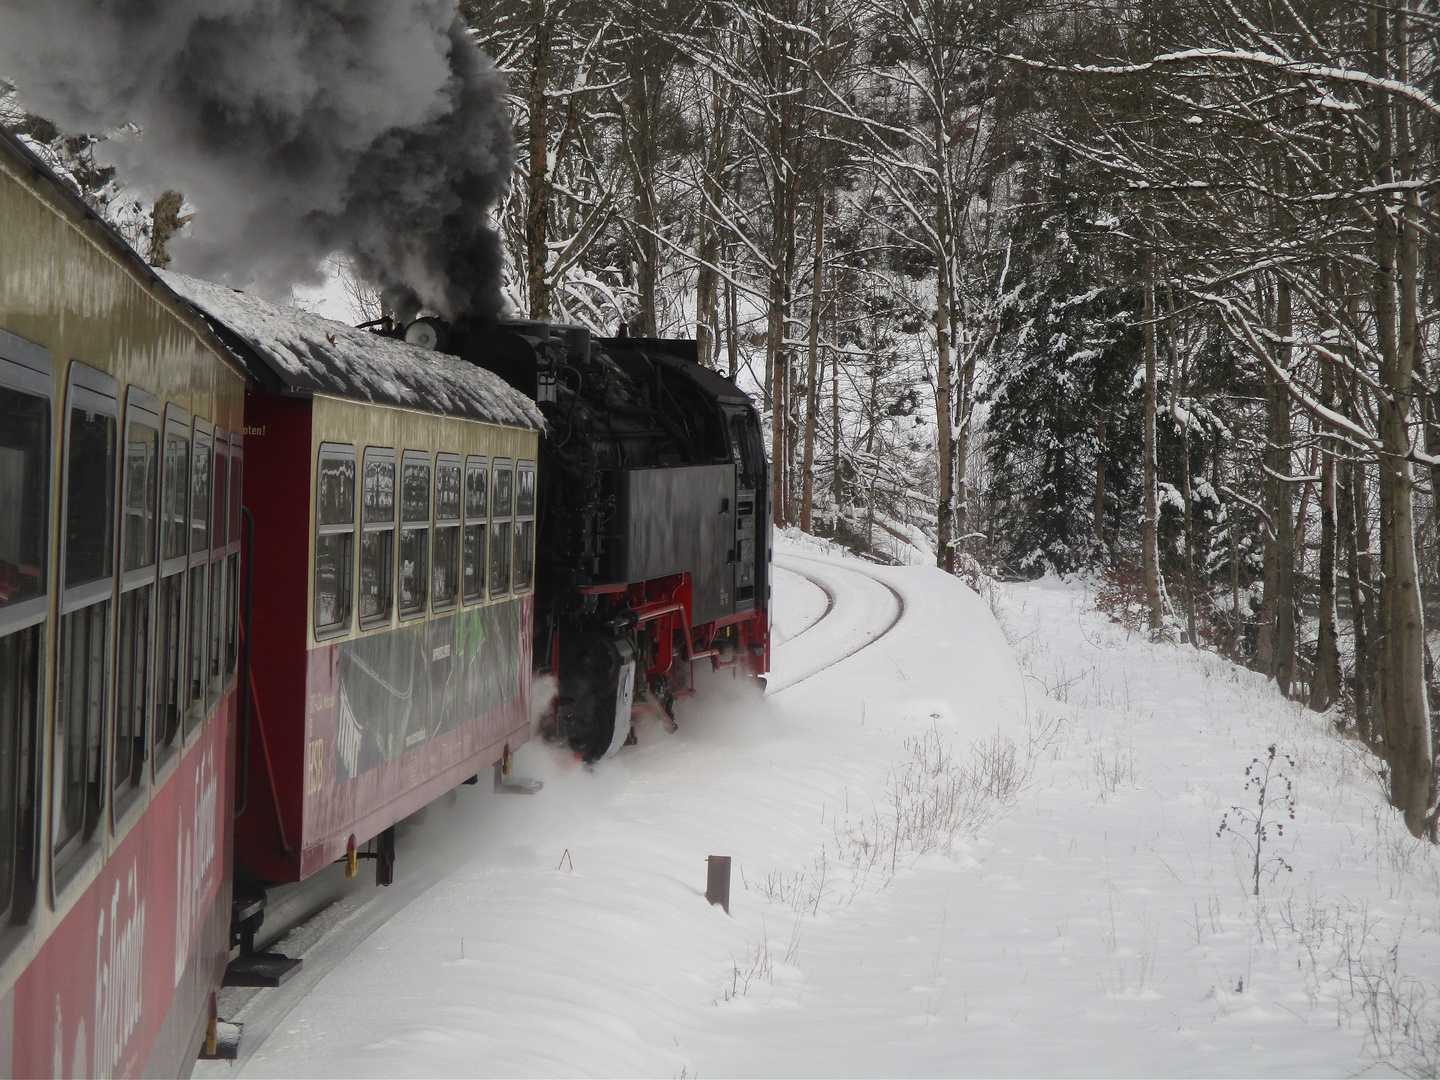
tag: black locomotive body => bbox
[401,316,772,761]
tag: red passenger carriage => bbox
[161,274,545,889]
[0,130,243,1077]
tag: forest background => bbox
[4,0,1437,835]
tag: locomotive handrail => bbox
[233,509,294,856]
[244,660,294,857]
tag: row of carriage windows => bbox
[313,446,536,637]
[0,345,240,927]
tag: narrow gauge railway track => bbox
[766,552,905,694]
[770,563,835,643]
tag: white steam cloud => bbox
[1,0,513,320]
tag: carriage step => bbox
[493,761,543,794]
[223,951,303,987]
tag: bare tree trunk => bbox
[1167,297,1196,645]
[768,270,786,527]
[1353,451,1376,738]
[525,0,553,321]
[1371,0,1433,836]
[1272,279,1297,695]
[1257,277,1296,692]
[832,332,841,514]
[725,247,738,379]
[932,99,955,573]
[935,262,954,573]
[1313,349,1342,712]
[1094,411,1107,550]
[630,66,659,338]
[1225,448,1242,658]
[800,183,825,534]
[1180,413,1196,645]
[1142,249,1161,631]
[953,339,976,563]
[694,75,730,367]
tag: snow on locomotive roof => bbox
[160,271,544,431]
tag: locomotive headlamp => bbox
[404,317,448,351]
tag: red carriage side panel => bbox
[7,710,232,1079]
[234,392,313,883]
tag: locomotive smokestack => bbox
[0,1,513,322]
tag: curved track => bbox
[766,551,905,694]
[769,563,833,645]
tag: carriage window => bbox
[399,453,430,618]
[314,445,356,636]
[462,457,488,603]
[189,435,211,556]
[115,399,159,815]
[183,428,211,737]
[56,598,109,860]
[0,625,40,925]
[161,428,188,561]
[432,456,460,610]
[55,366,118,866]
[489,459,513,598]
[154,413,189,765]
[65,408,116,588]
[0,387,48,613]
[121,418,158,573]
[514,461,536,592]
[0,356,50,926]
[359,449,395,627]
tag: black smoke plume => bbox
[0,1,513,320]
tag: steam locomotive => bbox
[393,315,771,761]
[0,126,768,1076]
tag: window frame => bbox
[151,404,191,780]
[58,365,120,616]
[358,446,397,631]
[0,341,54,641]
[206,430,229,708]
[462,455,488,606]
[182,417,212,742]
[223,436,242,686]
[431,452,461,612]
[313,442,358,640]
[488,457,513,600]
[52,360,120,892]
[398,450,432,621]
[513,459,537,595]
[112,388,161,828]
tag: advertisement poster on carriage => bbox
[298,597,533,876]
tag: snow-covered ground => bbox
[204,534,1440,1078]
